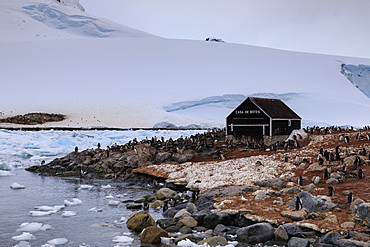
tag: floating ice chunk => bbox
[47,237,69,245]
[12,241,31,247]
[34,205,64,212]
[29,211,54,217]
[61,211,77,217]
[108,200,119,206]
[17,222,43,232]
[41,244,55,247]
[112,235,134,245]
[40,224,53,231]
[101,184,112,189]
[120,216,127,222]
[105,194,114,199]
[64,198,82,206]
[0,170,13,176]
[177,239,198,247]
[10,182,26,189]
[89,207,102,212]
[79,184,93,189]
[12,232,36,241]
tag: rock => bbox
[355,203,370,226]
[155,188,177,200]
[186,202,198,214]
[281,186,302,194]
[236,222,275,244]
[174,234,194,243]
[213,224,228,237]
[288,191,336,212]
[126,211,156,232]
[192,210,209,226]
[203,212,230,229]
[274,225,289,241]
[338,239,370,247]
[265,240,288,246]
[340,222,355,229]
[150,200,164,208]
[156,152,172,162]
[157,219,177,229]
[172,153,189,163]
[165,225,181,233]
[179,225,192,234]
[324,214,338,224]
[140,226,168,244]
[197,236,228,246]
[180,216,198,228]
[126,203,142,209]
[163,203,187,218]
[282,223,303,238]
[287,237,310,247]
[192,232,213,242]
[351,198,365,213]
[134,198,146,203]
[254,178,288,189]
[326,178,339,184]
[319,231,348,246]
[174,209,192,221]
[281,209,308,221]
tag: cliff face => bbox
[341,63,370,99]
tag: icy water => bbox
[0,129,204,247]
[1,169,164,246]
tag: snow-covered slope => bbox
[0,0,157,42]
[1,0,370,128]
[81,0,370,59]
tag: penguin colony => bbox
[295,125,370,208]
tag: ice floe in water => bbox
[108,200,120,206]
[112,235,134,246]
[34,205,64,212]
[10,182,26,189]
[29,210,56,217]
[101,184,112,189]
[17,222,52,232]
[0,170,13,176]
[12,241,31,247]
[12,232,36,241]
[64,198,82,206]
[89,207,103,212]
[46,237,69,245]
[61,211,77,217]
[79,184,93,189]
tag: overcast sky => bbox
[80,0,370,58]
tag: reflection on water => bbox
[0,169,163,246]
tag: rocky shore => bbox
[26,127,370,246]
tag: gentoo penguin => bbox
[328,186,335,197]
[298,176,303,186]
[295,196,303,211]
[312,175,320,185]
[344,136,350,143]
[347,192,353,204]
[143,201,149,211]
[162,200,168,212]
[358,169,364,179]
[75,146,78,152]
[256,161,263,166]
[324,168,330,179]
[191,190,200,202]
[97,143,101,149]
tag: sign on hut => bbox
[226,97,301,140]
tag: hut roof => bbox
[249,97,301,119]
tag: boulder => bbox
[126,203,143,210]
[213,224,228,237]
[274,225,289,241]
[326,178,339,184]
[351,199,365,213]
[157,218,177,229]
[281,209,308,221]
[282,223,303,238]
[140,226,168,244]
[155,152,172,162]
[288,191,336,212]
[174,209,192,221]
[126,211,156,232]
[179,216,198,228]
[236,223,275,244]
[355,203,370,226]
[172,153,189,163]
[186,202,198,214]
[197,236,228,247]
[287,237,310,247]
[150,200,164,208]
[203,212,230,229]
[155,188,177,200]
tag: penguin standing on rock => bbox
[312,175,320,185]
[298,176,303,186]
[295,196,303,211]
[324,168,330,179]
[347,192,353,204]
[358,169,364,179]
[328,186,335,196]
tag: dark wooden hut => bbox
[226,97,301,138]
